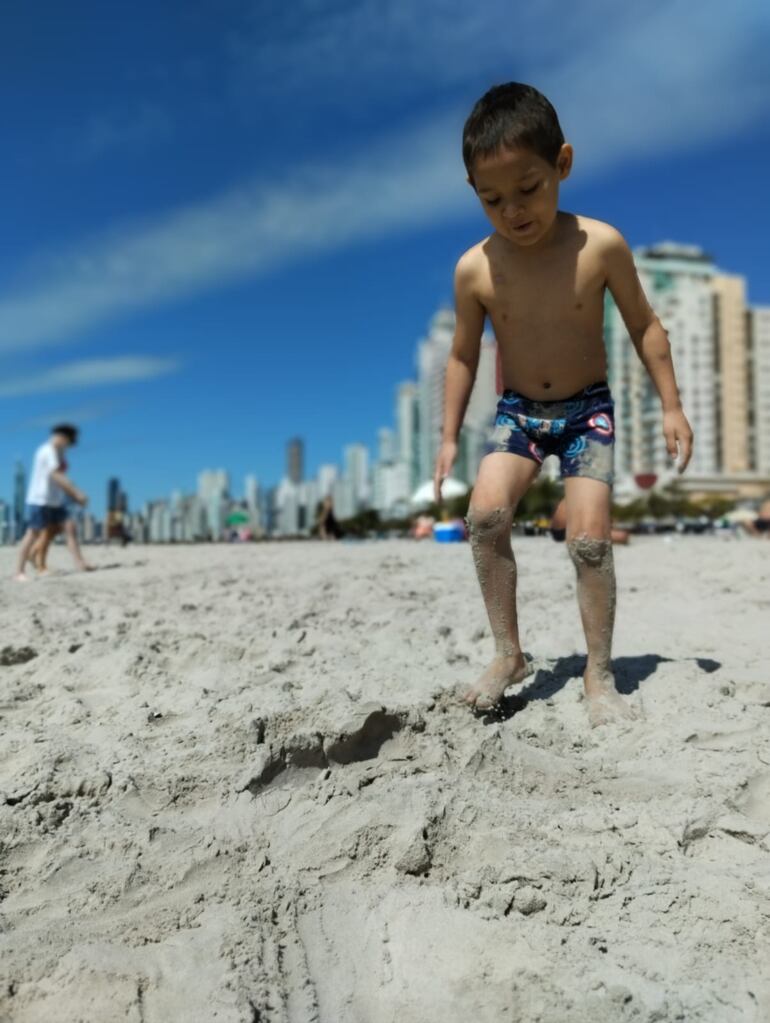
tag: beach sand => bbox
[0,536,768,1022]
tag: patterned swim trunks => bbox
[488,380,615,486]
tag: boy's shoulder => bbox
[455,237,490,274]
[570,213,629,251]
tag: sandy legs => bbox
[564,477,637,726]
[462,454,540,712]
[464,467,637,724]
[464,506,534,710]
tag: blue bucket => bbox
[433,521,466,543]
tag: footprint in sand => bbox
[737,772,770,825]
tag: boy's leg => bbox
[563,476,636,725]
[464,452,540,710]
[15,528,41,580]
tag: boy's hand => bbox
[75,491,88,507]
[662,408,693,473]
[434,441,458,503]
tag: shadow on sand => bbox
[483,653,723,724]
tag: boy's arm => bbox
[434,253,486,501]
[51,470,88,505]
[603,230,693,473]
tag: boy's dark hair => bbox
[52,423,79,444]
[463,83,565,180]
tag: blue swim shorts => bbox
[488,380,615,486]
[25,504,68,530]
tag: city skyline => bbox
[2,232,768,543]
[2,3,769,514]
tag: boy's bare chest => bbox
[478,252,606,336]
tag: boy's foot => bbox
[77,562,95,572]
[14,573,30,583]
[463,653,534,712]
[584,669,638,727]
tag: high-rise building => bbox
[748,307,770,474]
[244,474,262,533]
[107,477,128,513]
[0,500,10,545]
[605,243,718,479]
[197,469,229,502]
[13,461,26,541]
[344,444,370,507]
[287,437,304,485]
[317,464,338,498]
[396,381,420,493]
[377,427,396,465]
[332,477,356,520]
[244,474,259,507]
[417,309,496,485]
[372,461,410,517]
[275,478,301,535]
[713,274,750,473]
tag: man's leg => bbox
[33,526,57,572]
[64,519,92,571]
[15,528,41,580]
[564,476,636,725]
[464,452,541,711]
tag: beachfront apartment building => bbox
[605,242,770,486]
[605,243,718,480]
[712,273,751,473]
[748,307,770,475]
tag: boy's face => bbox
[52,432,73,450]
[469,143,572,247]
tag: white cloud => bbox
[0,0,767,353]
[0,115,466,353]
[0,356,179,398]
[228,0,607,97]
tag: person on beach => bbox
[15,425,89,582]
[434,84,693,724]
[316,496,343,540]
[745,496,770,538]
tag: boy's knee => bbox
[465,505,513,544]
[567,533,613,569]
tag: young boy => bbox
[434,83,693,725]
[15,424,88,582]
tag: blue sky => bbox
[1,0,769,513]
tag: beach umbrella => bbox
[723,507,756,524]
[411,477,469,506]
[226,510,250,526]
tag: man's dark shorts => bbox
[488,380,615,487]
[25,504,67,530]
